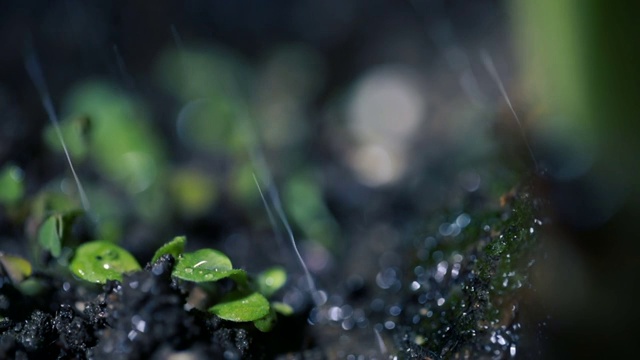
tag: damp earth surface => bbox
[0,1,558,358]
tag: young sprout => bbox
[69,240,141,283]
[172,248,247,283]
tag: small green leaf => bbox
[209,291,270,322]
[253,308,277,332]
[151,236,186,263]
[173,249,246,283]
[0,252,32,283]
[256,266,287,298]
[0,165,24,204]
[271,301,294,316]
[37,211,84,258]
[38,215,63,257]
[70,240,141,283]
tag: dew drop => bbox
[389,305,402,316]
[384,320,395,329]
[410,281,420,291]
[185,268,193,274]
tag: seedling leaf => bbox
[209,291,270,322]
[253,308,277,332]
[70,240,141,283]
[151,235,186,263]
[173,249,246,283]
[0,253,32,284]
[38,215,63,257]
[256,266,287,297]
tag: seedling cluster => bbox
[17,219,291,332]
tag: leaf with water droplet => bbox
[70,240,141,283]
[173,249,246,283]
[151,235,186,263]
[209,291,270,322]
[256,266,287,298]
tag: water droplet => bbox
[329,306,343,321]
[435,261,448,282]
[384,320,395,329]
[185,268,193,274]
[341,318,355,330]
[456,213,471,228]
[193,260,207,268]
[410,281,421,291]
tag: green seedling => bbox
[25,51,293,334]
[151,235,185,263]
[37,215,63,258]
[172,248,247,283]
[66,235,287,331]
[37,210,86,259]
[69,240,141,283]
[209,291,270,322]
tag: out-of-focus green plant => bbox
[45,80,168,227]
[155,45,252,155]
[284,173,340,252]
[0,165,25,205]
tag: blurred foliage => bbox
[155,45,252,155]
[0,165,25,205]
[0,252,32,284]
[256,266,287,298]
[169,168,218,218]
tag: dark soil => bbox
[0,255,313,359]
[0,1,562,359]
